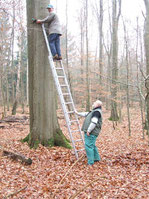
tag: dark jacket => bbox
[81,108,102,136]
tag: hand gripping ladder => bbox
[42,24,85,159]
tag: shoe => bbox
[53,54,58,61]
[94,160,100,162]
[57,56,62,60]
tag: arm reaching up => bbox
[75,109,89,117]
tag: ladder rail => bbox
[59,61,85,144]
[42,24,52,57]
[41,24,84,159]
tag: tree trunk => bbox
[110,0,121,121]
[65,0,73,112]
[26,61,29,106]
[85,0,90,111]
[78,6,85,85]
[144,0,149,142]
[65,0,71,89]
[21,71,25,114]
[99,0,103,85]
[25,0,71,149]
[93,0,104,99]
[12,35,21,115]
[136,18,145,139]
[6,76,10,111]
[12,1,22,115]
[124,23,131,136]
[0,76,6,118]
[10,0,15,106]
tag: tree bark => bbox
[99,0,103,84]
[10,0,15,105]
[136,18,145,138]
[25,0,71,148]
[123,22,131,136]
[144,0,149,133]
[110,0,121,121]
[85,0,90,111]
[12,35,21,115]
[12,1,22,115]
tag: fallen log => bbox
[2,150,32,165]
[0,116,29,123]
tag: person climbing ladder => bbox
[36,4,62,61]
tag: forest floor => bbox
[0,106,149,199]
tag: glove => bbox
[32,18,37,23]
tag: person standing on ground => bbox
[36,4,62,61]
[75,100,103,166]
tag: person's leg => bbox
[85,134,95,165]
[55,34,62,58]
[48,34,57,57]
[94,136,101,161]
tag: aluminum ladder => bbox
[42,24,85,159]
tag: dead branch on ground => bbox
[2,150,32,165]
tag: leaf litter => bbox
[0,107,149,198]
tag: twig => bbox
[69,177,106,199]
[3,186,27,199]
[52,154,85,198]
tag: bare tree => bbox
[136,18,145,138]
[0,8,11,117]
[10,0,16,105]
[93,0,103,84]
[123,20,131,136]
[65,0,72,92]
[25,0,71,148]
[85,0,90,111]
[12,0,24,115]
[110,0,121,121]
[143,0,149,141]
[78,4,85,84]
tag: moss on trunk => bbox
[22,128,72,149]
[54,129,71,148]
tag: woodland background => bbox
[0,0,149,198]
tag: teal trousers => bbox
[84,133,100,165]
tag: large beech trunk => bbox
[25,0,71,149]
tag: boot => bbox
[57,56,62,60]
[53,54,58,61]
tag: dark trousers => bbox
[48,33,61,57]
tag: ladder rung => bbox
[63,93,70,96]
[65,102,73,105]
[55,68,63,70]
[57,76,65,78]
[71,130,80,133]
[60,84,67,87]
[70,120,78,123]
[77,148,85,152]
[68,111,75,114]
[74,139,83,142]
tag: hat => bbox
[47,4,54,9]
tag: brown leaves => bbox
[0,109,149,198]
